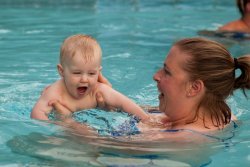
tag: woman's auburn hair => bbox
[175,37,250,128]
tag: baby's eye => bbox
[73,72,81,75]
[89,72,97,75]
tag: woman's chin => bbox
[159,104,165,113]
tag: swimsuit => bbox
[162,121,239,153]
[198,30,250,40]
[98,116,140,136]
[161,120,238,142]
[110,115,238,141]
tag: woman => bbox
[50,37,250,135]
[218,0,250,32]
[139,37,250,133]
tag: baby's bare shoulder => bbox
[41,80,63,99]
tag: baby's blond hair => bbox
[60,34,102,66]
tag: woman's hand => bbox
[96,92,118,111]
[98,72,112,87]
[49,100,96,136]
[96,72,118,110]
[49,92,116,120]
[48,100,72,120]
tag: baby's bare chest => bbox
[62,95,97,112]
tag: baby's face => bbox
[62,53,101,99]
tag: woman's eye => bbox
[164,69,171,75]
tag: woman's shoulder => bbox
[219,19,240,27]
[218,20,249,32]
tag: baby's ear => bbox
[57,64,64,77]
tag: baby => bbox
[31,34,150,122]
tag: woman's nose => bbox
[153,69,161,82]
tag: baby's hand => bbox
[142,115,163,127]
[140,105,160,113]
[142,114,172,128]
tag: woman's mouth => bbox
[77,86,88,95]
[158,92,167,113]
[158,92,164,99]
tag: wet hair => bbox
[175,37,250,128]
[237,0,250,17]
[60,34,102,66]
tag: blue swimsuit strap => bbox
[161,120,238,142]
[161,129,224,141]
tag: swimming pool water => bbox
[0,0,250,166]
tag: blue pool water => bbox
[0,0,250,166]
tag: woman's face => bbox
[153,46,191,121]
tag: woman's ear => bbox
[187,80,204,97]
[57,64,64,77]
[246,3,250,12]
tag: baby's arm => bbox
[98,84,149,122]
[140,105,160,113]
[30,87,54,120]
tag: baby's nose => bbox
[80,74,88,82]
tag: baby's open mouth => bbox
[77,86,88,95]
